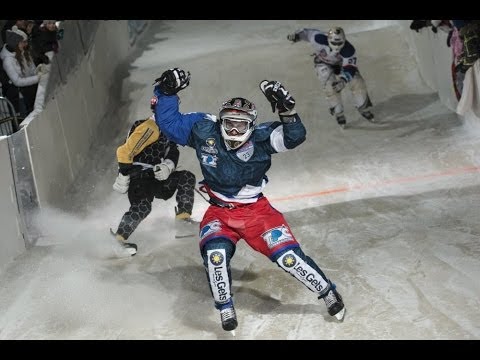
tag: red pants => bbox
[199,197,299,259]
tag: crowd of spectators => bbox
[410,20,480,100]
[0,20,63,125]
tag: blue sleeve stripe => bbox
[154,90,205,146]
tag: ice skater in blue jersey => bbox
[151,68,346,333]
[287,26,375,128]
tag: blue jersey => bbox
[153,88,307,203]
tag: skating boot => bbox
[360,110,375,122]
[218,298,238,332]
[336,113,347,129]
[175,208,199,238]
[319,282,346,321]
[110,228,137,256]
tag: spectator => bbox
[0,28,47,118]
[1,20,27,44]
[35,20,60,56]
[22,20,49,66]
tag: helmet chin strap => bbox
[224,139,243,150]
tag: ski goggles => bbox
[223,118,250,134]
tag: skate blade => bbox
[123,247,137,256]
[334,307,346,321]
[110,228,137,257]
[112,245,137,258]
[230,330,236,337]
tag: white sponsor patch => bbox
[262,225,293,249]
[200,220,222,240]
[207,249,231,303]
[277,250,329,294]
[236,140,254,162]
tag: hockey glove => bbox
[153,159,175,181]
[287,32,300,43]
[259,80,296,115]
[332,78,346,93]
[410,20,429,32]
[153,68,191,96]
[113,173,130,194]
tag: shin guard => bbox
[276,249,330,297]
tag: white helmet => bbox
[327,27,346,52]
[219,97,257,150]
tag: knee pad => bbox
[178,170,196,188]
[276,248,330,295]
[349,74,370,108]
[129,199,152,221]
[201,238,236,304]
[314,63,335,85]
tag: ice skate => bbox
[218,299,238,332]
[336,114,347,129]
[320,283,346,321]
[360,110,375,123]
[175,209,199,238]
[110,228,137,256]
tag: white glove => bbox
[35,63,49,76]
[153,159,175,181]
[113,173,130,193]
[332,78,346,93]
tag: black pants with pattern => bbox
[116,170,196,240]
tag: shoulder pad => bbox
[129,118,147,136]
[340,41,355,57]
[204,113,218,122]
[313,33,329,46]
[253,121,281,141]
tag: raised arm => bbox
[151,68,206,146]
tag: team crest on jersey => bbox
[281,253,297,268]
[262,225,293,249]
[201,138,218,154]
[236,140,254,162]
[201,153,218,167]
[200,220,222,239]
[209,251,224,265]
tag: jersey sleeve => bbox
[116,118,159,165]
[153,87,206,146]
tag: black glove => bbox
[259,80,296,115]
[153,68,191,96]
[287,33,300,43]
[410,20,428,32]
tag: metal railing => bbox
[0,96,18,136]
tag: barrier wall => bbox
[399,20,459,112]
[0,138,25,267]
[0,20,148,270]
